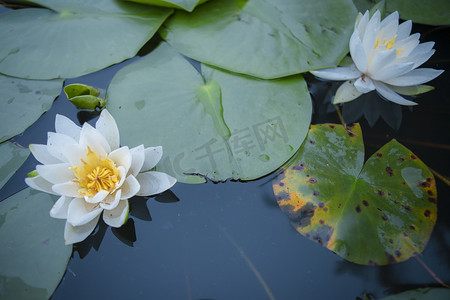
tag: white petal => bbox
[136,171,176,196]
[354,76,375,93]
[355,11,369,34]
[368,49,397,75]
[129,145,145,177]
[116,166,127,190]
[79,123,111,158]
[383,68,444,86]
[25,175,58,195]
[350,31,368,73]
[36,163,74,185]
[141,146,163,172]
[52,181,80,198]
[103,200,129,228]
[29,144,61,165]
[311,66,362,81]
[96,110,120,151]
[47,132,78,163]
[370,62,415,81]
[120,175,141,200]
[395,33,420,57]
[100,189,121,210]
[63,146,88,167]
[55,114,81,141]
[409,49,435,69]
[333,81,363,104]
[109,146,131,174]
[397,20,412,39]
[380,11,399,28]
[373,81,417,105]
[84,190,109,204]
[50,196,73,219]
[67,197,103,226]
[64,214,100,245]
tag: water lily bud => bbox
[27,170,38,178]
[64,83,105,109]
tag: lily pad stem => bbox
[334,104,345,126]
[429,167,450,187]
[415,256,450,288]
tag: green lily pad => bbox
[0,74,63,142]
[160,0,357,79]
[386,0,450,25]
[0,142,29,190]
[379,288,450,300]
[273,124,437,265]
[0,0,172,79]
[123,0,209,12]
[106,42,312,183]
[0,188,72,299]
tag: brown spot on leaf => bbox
[424,209,431,218]
[403,205,411,211]
[318,202,325,208]
[410,155,417,160]
[319,220,324,225]
[293,163,306,171]
[328,124,335,129]
[308,225,333,247]
[403,232,409,237]
[398,157,405,162]
[427,190,433,196]
[313,191,319,196]
[409,225,416,231]
[419,180,431,188]
[309,139,315,145]
[279,182,284,187]
[395,250,401,258]
[362,200,369,207]
[429,197,437,204]
[376,153,383,158]
[385,166,394,176]
[377,189,385,196]
[389,239,394,244]
[355,205,361,213]
[387,254,396,264]
[308,177,317,184]
[381,214,388,221]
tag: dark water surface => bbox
[0,4,449,299]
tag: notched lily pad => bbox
[273,124,437,265]
[124,0,209,12]
[106,42,312,183]
[0,188,72,299]
[160,0,357,79]
[0,74,63,142]
[0,0,173,79]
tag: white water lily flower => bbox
[311,10,443,105]
[25,110,176,245]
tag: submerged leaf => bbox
[0,74,63,142]
[0,188,72,299]
[273,124,437,265]
[160,0,357,79]
[106,42,312,183]
[0,0,172,79]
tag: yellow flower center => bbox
[374,34,403,55]
[71,147,119,197]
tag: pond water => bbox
[0,5,449,300]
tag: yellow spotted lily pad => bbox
[273,124,437,265]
